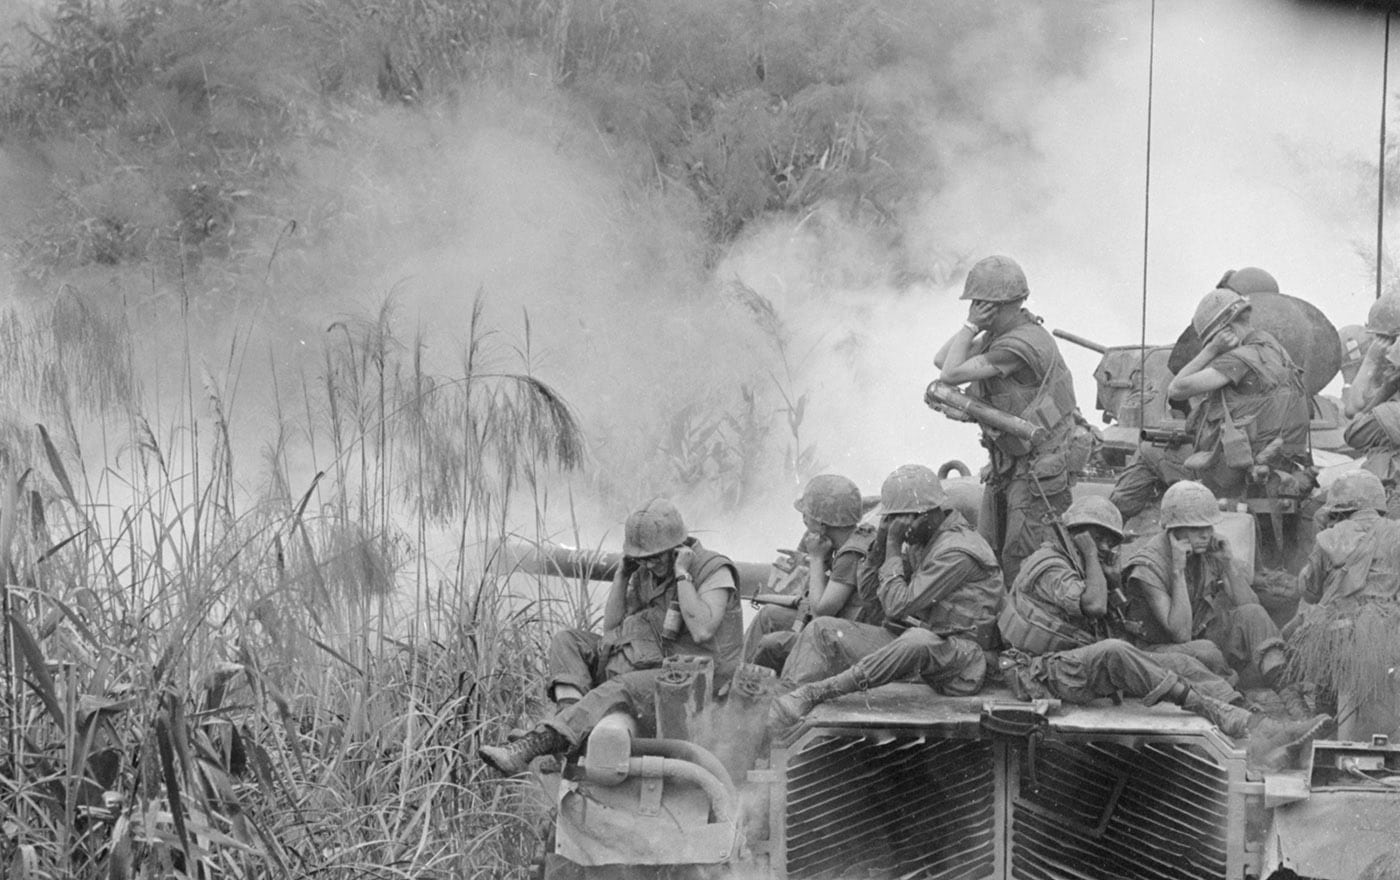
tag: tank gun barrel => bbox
[498,538,770,597]
[1052,328,1108,354]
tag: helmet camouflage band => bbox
[1159,481,1223,530]
[879,464,948,515]
[623,498,688,557]
[960,255,1029,303]
[795,474,863,527]
[1062,495,1125,541]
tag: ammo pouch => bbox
[1219,402,1254,469]
[602,612,666,676]
[997,592,1096,655]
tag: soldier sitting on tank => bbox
[1341,294,1400,517]
[998,495,1243,706]
[1285,470,1400,742]
[768,464,1004,731]
[744,474,875,673]
[1121,481,1288,690]
[1110,268,1310,517]
[934,255,1079,584]
[480,499,741,774]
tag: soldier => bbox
[1341,294,1400,516]
[744,474,874,672]
[768,464,1003,729]
[480,499,741,774]
[998,495,1241,705]
[935,255,1079,583]
[1121,481,1288,689]
[1111,269,1308,517]
[1286,470,1400,741]
[1165,287,1311,499]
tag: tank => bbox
[508,539,1399,880]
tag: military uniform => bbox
[779,511,1002,696]
[744,525,875,672]
[1122,531,1284,685]
[547,538,742,704]
[999,541,1242,706]
[970,309,1079,583]
[1290,508,1400,740]
[1110,328,1309,515]
[1343,400,1400,517]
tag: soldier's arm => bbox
[678,567,735,644]
[877,547,982,620]
[1344,340,1394,418]
[1131,555,1193,643]
[602,560,635,633]
[1214,543,1260,609]
[1073,533,1109,618]
[1297,552,1325,606]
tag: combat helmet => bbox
[1159,481,1223,529]
[1323,470,1388,516]
[879,464,947,515]
[1192,289,1251,342]
[1062,495,1125,541]
[1218,266,1279,295]
[795,474,863,527]
[623,498,687,557]
[960,255,1029,303]
[1365,293,1400,338]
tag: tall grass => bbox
[0,293,586,878]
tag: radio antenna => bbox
[1379,9,1391,299]
[1139,0,1157,419]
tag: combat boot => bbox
[1181,689,1255,737]
[768,670,863,734]
[1277,681,1318,720]
[1244,714,1332,773]
[479,726,569,776]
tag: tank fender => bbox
[1262,791,1400,880]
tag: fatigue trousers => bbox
[1109,443,1193,519]
[1010,639,1187,706]
[743,604,801,673]
[546,628,613,702]
[542,669,667,747]
[1142,604,1284,686]
[982,469,1072,586]
[780,616,986,697]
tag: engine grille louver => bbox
[785,734,997,879]
[784,732,1232,880]
[1011,741,1229,880]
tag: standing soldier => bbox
[744,474,874,672]
[1287,470,1400,741]
[1121,481,1288,688]
[935,255,1079,583]
[481,499,741,774]
[1162,287,1310,500]
[769,464,1003,730]
[1342,294,1400,516]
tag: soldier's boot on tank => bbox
[768,669,863,734]
[1243,714,1332,773]
[1180,689,1256,737]
[1277,681,1319,719]
[479,726,569,776]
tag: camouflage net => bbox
[1286,599,1400,705]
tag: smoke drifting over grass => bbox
[0,0,1395,563]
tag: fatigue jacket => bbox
[1299,512,1400,609]
[1121,531,1239,644]
[998,542,1109,654]
[872,511,1005,648]
[608,538,743,688]
[1188,329,1309,463]
[969,311,1078,463]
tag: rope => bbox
[1138,0,1157,423]
[1380,9,1391,300]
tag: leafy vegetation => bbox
[0,1,1110,875]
